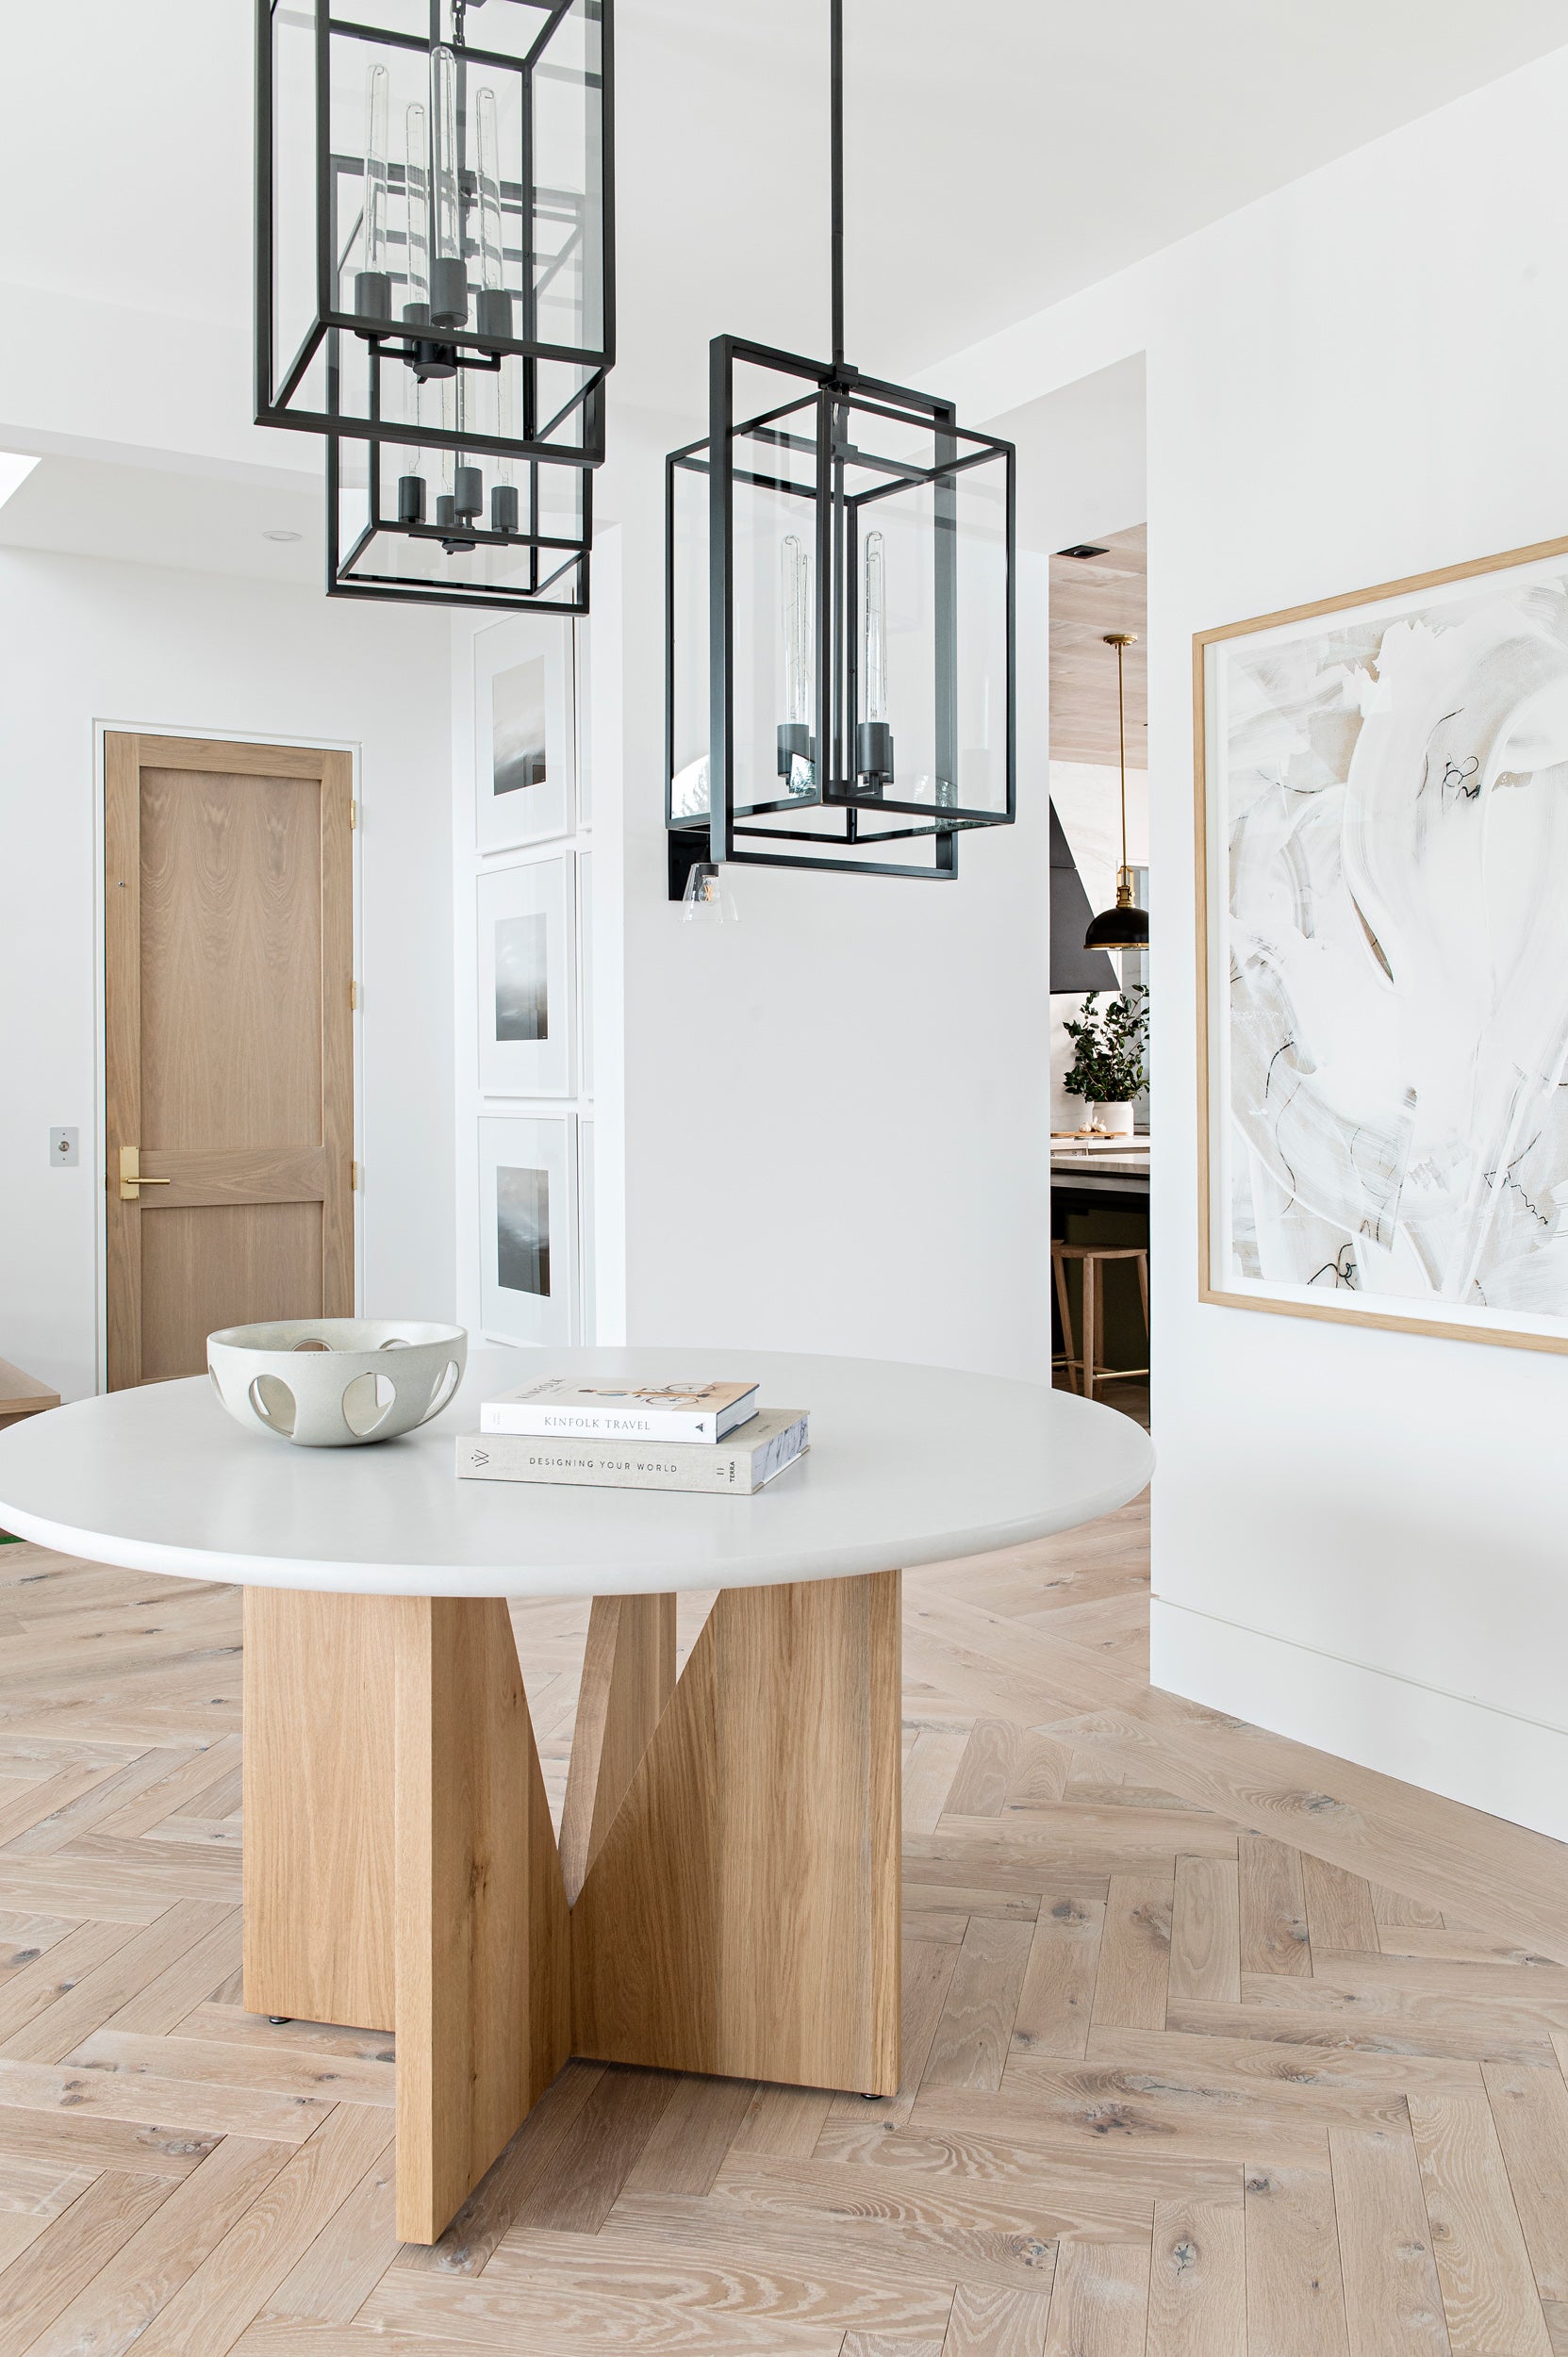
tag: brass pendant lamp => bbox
[1083,631,1149,952]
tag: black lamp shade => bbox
[1084,899,1150,952]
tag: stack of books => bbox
[454,1377,809,1495]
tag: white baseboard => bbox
[1150,1597,1568,1846]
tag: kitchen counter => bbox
[1050,1138,1150,1202]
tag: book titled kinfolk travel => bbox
[477,1376,760,1443]
[456,1409,809,1495]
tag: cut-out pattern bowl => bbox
[206,1321,469,1447]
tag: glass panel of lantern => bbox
[667,360,821,834]
[732,383,823,825]
[832,390,1013,826]
[327,430,591,612]
[258,0,613,475]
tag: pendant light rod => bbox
[830,0,846,369]
[1106,630,1135,882]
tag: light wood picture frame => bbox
[474,618,576,853]
[476,856,576,1099]
[479,1114,579,1347]
[1197,530,1568,1357]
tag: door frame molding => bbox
[92,720,364,1392]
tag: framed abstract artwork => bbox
[478,1115,578,1346]
[474,618,575,852]
[1197,532,1568,1354]
[476,857,575,1097]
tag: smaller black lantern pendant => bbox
[324,427,591,615]
[664,0,1016,885]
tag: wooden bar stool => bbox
[1051,1242,1149,1399]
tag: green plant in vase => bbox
[1063,987,1148,1136]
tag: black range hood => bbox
[1048,802,1119,993]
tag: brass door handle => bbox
[119,1147,173,1200]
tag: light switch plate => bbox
[49,1128,79,1167]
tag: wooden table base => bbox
[241,1571,901,2243]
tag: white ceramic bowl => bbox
[207,1320,468,1448]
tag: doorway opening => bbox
[986,359,1149,1426]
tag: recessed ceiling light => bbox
[262,528,302,543]
[1056,543,1109,560]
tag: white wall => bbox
[929,43,1568,1837]
[992,358,1147,557]
[0,550,454,1401]
[592,404,1056,1382]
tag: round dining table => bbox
[0,1345,1154,2243]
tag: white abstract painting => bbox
[1202,542,1568,1347]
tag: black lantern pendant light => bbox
[665,0,1016,889]
[1083,631,1149,951]
[256,0,614,610]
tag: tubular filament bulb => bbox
[863,530,888,724]
[362,62,389,274]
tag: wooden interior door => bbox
[105,733,355,1389]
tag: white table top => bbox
[0,1347,1154,1601]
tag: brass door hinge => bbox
[351,1161,359,1192]
[349,979,359,1011]
[350,799,357,830]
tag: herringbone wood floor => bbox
[3,1432,1568,2353]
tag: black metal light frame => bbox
[325,431,591,611]
[256,0,615,470]
[665,0,1015,886]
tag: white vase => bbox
[1091,1101,1134,1138]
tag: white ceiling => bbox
[616,0,1568,416]
[0,2,1562,569]
[0,458,322,585]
